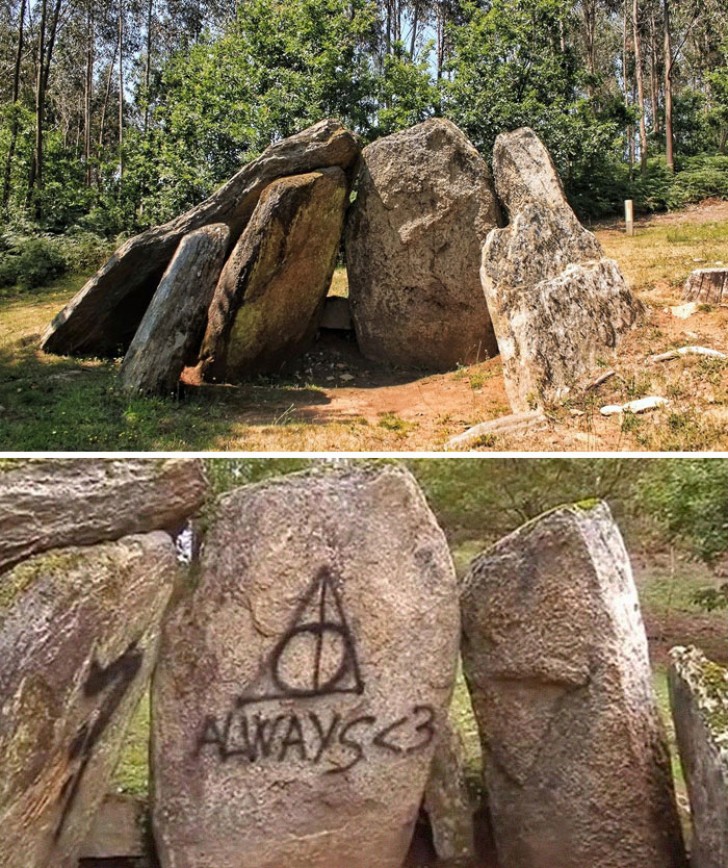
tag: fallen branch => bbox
[446,411,548,450]
[650,345,727,363]
[585,370,616,391]
[600,396,669,416]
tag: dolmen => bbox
[41,120,641,409]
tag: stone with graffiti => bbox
[151,465,460,868]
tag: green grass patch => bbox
[113,691,151,797]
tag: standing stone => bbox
[461,501,687,868]
[0,458,206,575]
[199,168,348,381]
[120,224,230,395]
[152,466,460,868]
[423,716,476,863]
[481,128,640,412]
[683,268,728,304]
[41,120,360,358]
[0,533,177,868]
[668,645,728,868]
[346,119,500,371]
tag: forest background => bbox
[0,0,727,290]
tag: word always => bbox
[197,704,435,773]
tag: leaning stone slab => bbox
[346,118,500,371]
[41,120,360,358]
[461,501,687,868]
[482,128,640,412]
[0,458,206,575]
[668,645,728,868]
[198,168,348,381]
[0,533,177,868]
[683,268,728,304]
[120,224,230,395]
[152,465,460,868]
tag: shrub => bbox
[15,237,67,289]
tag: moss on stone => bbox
[574,498,601,511]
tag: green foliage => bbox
[0,230,113,294]
[443,0,631,219]
[639,460,728,565]
[0,236,66,291]
[406,458,643,542]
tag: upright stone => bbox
[346,119,500,371]
[668,645,728,868]
[152,466,460,868]
[481,128,640,411]
[683,268,728,304]
[0,458,206,575]
[41,120,360,358]
[198,168,348,381]
[120,224,230,395]
[423,716,476,863]
[0,533,177,868]
[461,501,687,868]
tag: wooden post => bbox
[625,199,634,236]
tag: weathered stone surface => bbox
[80,794,148,859]
[668,645,728,868]
[423,715,476,863]
[320,296,353,331]
[346,119,500,371]
[0,458,206,575]
[41,120,360,358]
[198,168,348,381]
[0,533,176,868]
[120,224,230,395]
[461,501,687,868]
[683,267,728,304]
[152,465,459,868]
[482,128,640,411]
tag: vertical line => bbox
[313,572,327,692]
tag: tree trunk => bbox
[27,0,48,215]
[409,1,419,59]
[2,0,27,213]
[99,43,118,157]
[663,0,674,171]
[144,0,153,134]
[632,0,648,172]
[649,7,660,134]
[85,2,95,186]
[118,0,125,181]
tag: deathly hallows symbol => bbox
[237,567,364,708]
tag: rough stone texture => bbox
[152,466,459,868]
[668,645,728,868]
[320,296,353,331]
[0,458,207,575]
[683,268,728,304]
[120,224,230,395]
[482,128,640,411]
[80,794,148,859]
[41,120,360,358]
[198,168,348,381]
[461,501,687,868]
[346,118,500,371]
[0,533,177,868]
[423,715,476,862]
